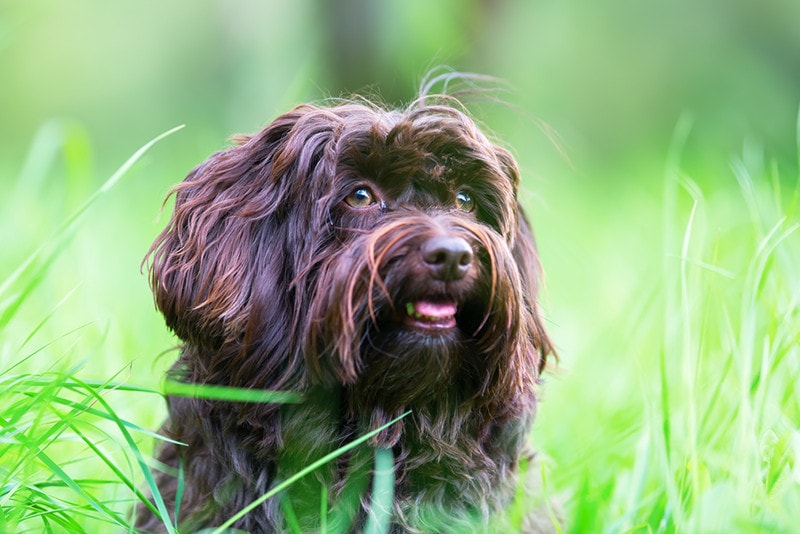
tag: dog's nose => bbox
[421,236,473,281]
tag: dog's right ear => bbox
[143,105,335,351]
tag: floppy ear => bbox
[489,143,555,373]
[512,206,555,374]
[144,105,337,355]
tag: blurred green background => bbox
[4,0,800,166]
[2,0,799,531]
[3,0,797,360]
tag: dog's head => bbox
[147,99,553,418]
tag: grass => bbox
[538,121,800,532]
[1,120,798,532]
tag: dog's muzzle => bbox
[400,235,475,332]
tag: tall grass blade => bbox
[363,447,394,534]
[163,379,302,404]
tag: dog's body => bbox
[137,96,554,533]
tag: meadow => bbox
[1,110,798,532]
[2,2,799,532]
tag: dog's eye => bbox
[454,191,475,212]
[344,188,377,208]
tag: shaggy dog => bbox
[136,93,555,533]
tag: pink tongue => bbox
[415,301,456,318]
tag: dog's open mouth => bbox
[403,300,457,331]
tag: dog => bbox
[136,92,555,533]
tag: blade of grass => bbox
[163,379,302,404]
[678,187,701,522]
[319,484,328,534]
[0,228,79,331]
[363,447,394,534]
[540,458,563,534]
[11,119,64,198]
[174,457,184,532]
[280,494,302,534]
[17,285,81,351]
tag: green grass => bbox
[1,121,798,532]
[537,122,800,532]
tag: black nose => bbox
[421,236,473,281]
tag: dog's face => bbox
[147,101,552,419]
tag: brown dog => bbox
[137,93,555,533]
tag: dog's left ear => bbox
[512,207,555,373]
[493,144,555,373]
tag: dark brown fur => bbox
[137,97,555,533]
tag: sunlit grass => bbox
[544,125,800,532]
[1,119,798,532]
[0,126,182,533]
[651,152,799,533]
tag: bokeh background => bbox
[2,0,799,531]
